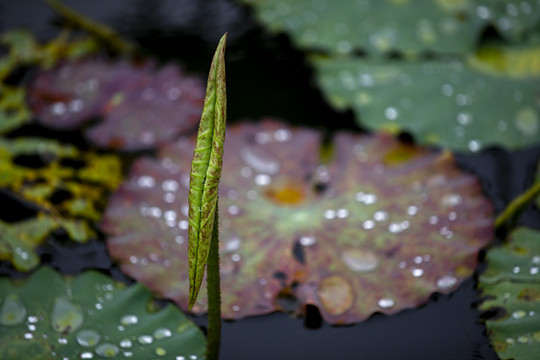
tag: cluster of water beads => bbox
[254,0,540,56]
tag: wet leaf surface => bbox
[311,42,540,152]
[0,137,122,271]
[479,227,540,360]
[0,266,206,359]
[240,0,540,55]
[0,29,99,134]
[28,57,206,150]
[103,119,493,324]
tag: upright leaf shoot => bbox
[188,33,227,309]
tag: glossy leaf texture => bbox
[102,119,493,324]
[188,33,227,309]
[311,42,540,152]
[0,137,122,271]
[27,57,205,150]
[0,266,206,359]
[478,228,540,360]
[240,0,540,55]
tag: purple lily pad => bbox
[27,58,205,150]
[102,119,494,324]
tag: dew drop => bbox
[363,220,375,230]
[80,351,94,359]
[441,84,453,96]
[476,6,490,19]
[154,328,173,340]
[530,267,539,275]
[456,112,472,126]
[436,275,457,289]
[317,276,354,316]
[52,297,84,334]
[119,339,132,348]
[240,146,280,175]
[137,175,155,188]
[299,235,317,246]
[336,208,349,218]
[512,310,526,319]
[94,343,119,357]
[120,314,138,326]
[407,206,418,216]
[162,179,179,192]
[76,329,100,347]
[324,209,336,219]
[377,297,395,309]
[156,347,167,356]
[0,294,26,326]
[441,193,462,207]
[51,101,67,116]
[254,174,271,186]
[274,128,292,142]
[356,192,377,204]
[411,268,424,277]
[341,249,379,272]
[468,140,481,152]
[513,266,521,274]
[373,210,388,222]
[514,107,539,137]
[384,107,398,120]
[137,335,153,345]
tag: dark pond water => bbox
[1,1,540,359]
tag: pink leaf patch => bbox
[102,119,493,324]
[27,58,205,150]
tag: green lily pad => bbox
[103,120,493,324]
[241,0,540,55]
[27,58,205,150]
[0,137,122,271]
[479,227,540,360]
[311,43,540,152]
[0,266,206,359]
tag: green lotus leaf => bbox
[0,137,122,270]
[479,227,540,360]
[103,120,493,324]
[311,42,540,152]
[240,0,540,55]
[0,266,206,359]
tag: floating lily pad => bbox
[0,266,206,359]
[0,29,99,133]
[478,227,540,360]
[103,120,493,324]
[311,43,540,152]
[241,0,540,55]
[0,137,122,270]
[28,57,205,150]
